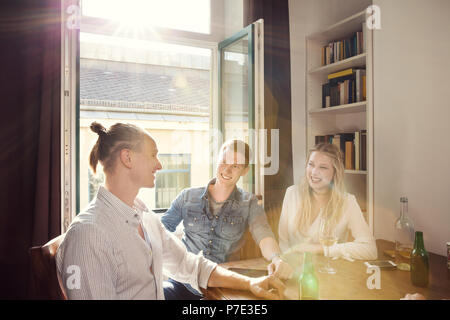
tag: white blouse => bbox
[278,185,377,260]
[57,186,216,299]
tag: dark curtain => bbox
[0,0,61,299]
[244,0,293,209]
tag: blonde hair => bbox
[292,143,346,236]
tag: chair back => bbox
[29,234,67,299]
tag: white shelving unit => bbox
[305,10,374,233]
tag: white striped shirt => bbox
[56,186,217,299]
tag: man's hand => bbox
[267,257,293,280]
[248,275,286,300]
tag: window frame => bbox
[218,24,255,193]
[62,0,221,230]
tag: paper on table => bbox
[332,255,355,262]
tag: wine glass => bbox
[318,215,338,274]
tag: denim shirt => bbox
[161,179,275,264]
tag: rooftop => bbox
[80,59,210,119]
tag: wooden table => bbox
[204,240,450,300]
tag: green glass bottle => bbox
[298,252,319,300]
[410,231,429,287]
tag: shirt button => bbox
[210,227,214,231]
[209,240,212,243]
[215,216,219,219]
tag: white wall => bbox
[224,0,244,38]
[372,0,450,255]
[288,0,372,184]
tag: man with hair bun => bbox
[56,122,285,300]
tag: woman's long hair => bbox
[291,143,346,237]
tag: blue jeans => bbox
[163,278,203,300]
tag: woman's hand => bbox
[248,275,286,300]
[268,257,293,280]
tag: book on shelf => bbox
[354,131,360,171]
[314,130,367,171]
[321,29,364,66]
[345,141,354,170]
[332,134,341,151]
[315,134,334,145]
[362,75,366,101]
[322,83,331,108]
[328,68,355,80]
[360,130,367,171]
[362,22,367,54]
[322,68,365,108]
[355,69,366,102]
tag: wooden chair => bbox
[29,234,67,300]
[238,204,282,260]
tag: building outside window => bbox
[155,154,191,209]
[79,32,211,211]
[88,170,105,203]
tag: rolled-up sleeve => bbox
[248,197,275,245]
[158,218,217,292]
[56,225,118,299]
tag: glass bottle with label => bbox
[411,231,429,287]
[298,252,319,300]
[394,197,415,271]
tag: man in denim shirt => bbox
[161,140,292,299]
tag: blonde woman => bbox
[278,143,377,260]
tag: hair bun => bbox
[90,122,107,136]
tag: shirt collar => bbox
[96,186,149,228]
[201,178,240,203]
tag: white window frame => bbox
[61,0,221,229]
[61,0,79,232]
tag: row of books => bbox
[322,68,366,108]
[321,28,365,66]
[315,130,367,171]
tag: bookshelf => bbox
[309,53,366,75]
[305,10,374,233]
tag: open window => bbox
[218,20,264,198]
[61,0,264,229]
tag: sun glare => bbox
[80,32,211,56]
[82,0,211,34]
